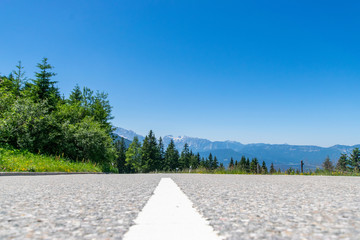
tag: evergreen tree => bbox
[158,137,165,170]
[165,139,179,171]
[246,158,250,173]
[257,162,261,174]
[250,158,259,173]
[212,156,219,170]
[141,130,159,172]
[261,161,268,174]
[204,158,210,169]
[12,61,26,95]
[219,163,224,169]
[196,153,201,168]
[125,136,142,173]
[350,148,360,170]
[69,84,83,103]
[229,157,234,169]
[200,157,206,168]
[336,153,348,172]
[91,91,113,134]
[322,156,334,172]
[239,156,247,171]
[189,151,200,169]
[207,153,213,170]
[234,160,238,168]
[270,163,276,174]
[180,143,191,169]
[81,87,95,107]
[115,138,127,173]
[31,58,59,108]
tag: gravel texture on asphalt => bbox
[171,174,360,240]
[0,174,162,239]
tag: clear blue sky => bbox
[1,0,359,147]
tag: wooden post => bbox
[301,160,304,173]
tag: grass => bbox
[175,167,360,176]
[0,145,101,173]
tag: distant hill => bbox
[113,127,145,142]
[113,127,360,170]
[112,132,132,148]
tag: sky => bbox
[1,0,360,147]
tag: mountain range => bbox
[113,127,360,170]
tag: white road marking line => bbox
[123,177,222,240]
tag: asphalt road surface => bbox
[1,174,360,239]
[0,174,162,239]
[172,174,360,240]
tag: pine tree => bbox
[207,153,213,170]
[336,153,348,172]
[189,151,200,169]
[212,156,219,170]
[165,139,179,171]
[350,148,360,170]
[158,137,165,170]
[115,138,127,173]
[204,158,210,169]
[239,156,247,171]
[322,156,334,172]
[270,163,276,174]
[91,91,113,134]
[12,61,26,95]
[200,157,206,168]
[246,158,250,173]
[69,84,82,103]
[81,87,95,107]
[261,161,268,174]
[141,130,159,172]
[180,143,191,169]
[125,136,142,173]
[250,158,259,173]
[31,57,59,108]
[196,153,201,168]
[234,160,238,168]
[229,157,234,169]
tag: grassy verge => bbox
[174,167,360,176]
[0,145,101,173]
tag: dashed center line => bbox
[123,177,222,240]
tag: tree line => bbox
[114,131,222,173]
[227,156,277,174]
[322,148,360,172]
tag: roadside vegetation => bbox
[0,59,116,172]
[185,149,360,176]
[0,144,101,172]
[116,130,360,176]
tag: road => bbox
[172,174,360,239]
[1,174,360,239]
[0,174,161,239]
